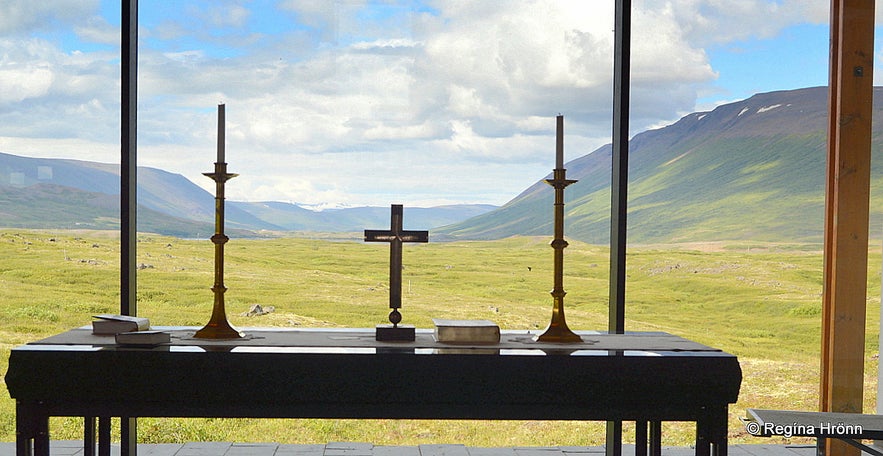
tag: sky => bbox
[0,0,876,209]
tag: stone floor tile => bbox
[419,444,470,456]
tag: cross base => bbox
[376,324,415,341]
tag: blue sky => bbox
[702,22,830,108]
[0,1,874,208]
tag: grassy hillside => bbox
[0,231,879,446]
[438,87,883,244]
[0,183,223,238]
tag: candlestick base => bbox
[534,323,582,343]
[376,324,415,341]
[194,289,244,340]
[194,322,244,340]
[194,310,244,339]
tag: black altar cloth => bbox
[6,328,741,456]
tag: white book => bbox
[115,330,170,346]
[92,314,150,335]
[432,319,501,344]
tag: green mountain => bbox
[0,183,218,238]
[437,86,883,244]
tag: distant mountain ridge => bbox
[0,151,496,237]
[3,86,879,242]
[229,201,497,233]
[436,86,883,243]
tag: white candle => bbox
[556,114,564,169]
[217,104,225,163]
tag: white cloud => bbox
[136,0,712,167]
[0,136,117,163]
[651,0,829,46]
[0,0,848,207]
[0,63,53,104]
[0,0,98,35]
[198,3,251,28]
[0,35,118,144]
[278,0,351,43]
[73,15,119,46]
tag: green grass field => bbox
[0,230,879,447]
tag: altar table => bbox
[5,328,742,456]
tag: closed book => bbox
[115,331,170,346]
[432,319,501,344]
[92,314,150,335]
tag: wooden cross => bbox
[364,204,429,336]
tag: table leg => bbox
[695,418,710,456]
[606,421,623,456]
[16,401,49,456]
[712,434,728,456]
[15,401,34,456]
[692,406,729,456]
[649,421,661,456]
[98,417,111,456]
[15,434,31,456]
[84,417,96,456]
[712,435,727,456]
[121,417,137,456]
[635,421,647,456]
[33,417,48,456]
[710,406,728,456]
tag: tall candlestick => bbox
[194,159,241,340]
[195,103,241,339]
[556,114,564,169]
[217,104,225,164]
[536,114,581,343]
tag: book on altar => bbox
[115,330,170,347]
[92,314,150,335]
[432,319,500,344]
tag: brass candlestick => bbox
[195,104,243,339]
[536,116,581,343]
[194,161,242,339]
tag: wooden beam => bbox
[821,0,874,455]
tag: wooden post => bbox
[821,1,874,455]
